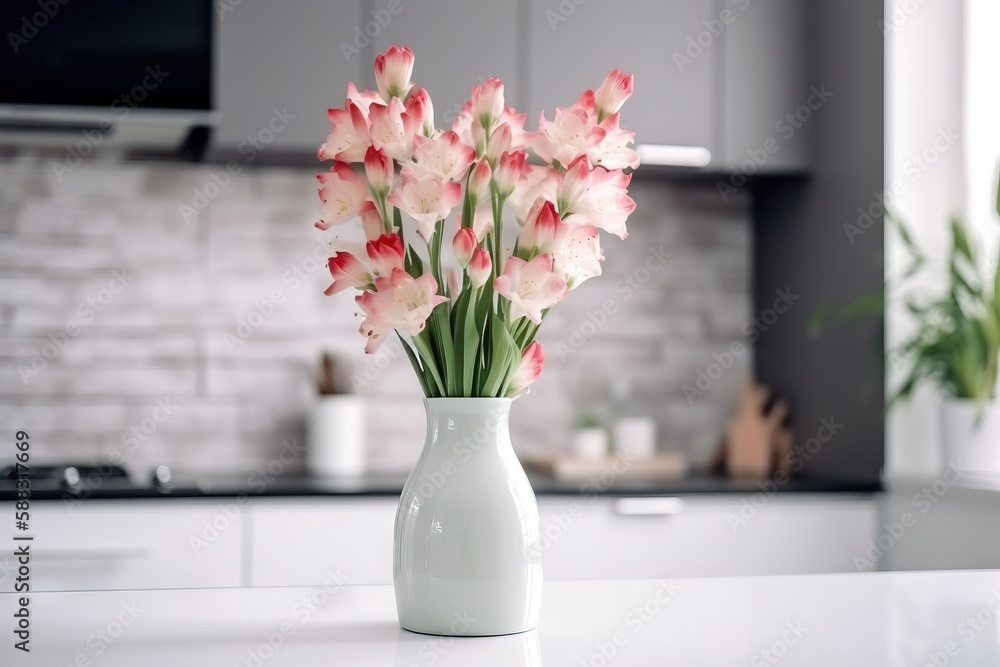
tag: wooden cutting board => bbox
[525,451,688,482]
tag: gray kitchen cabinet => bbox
[720,0,811,170]
[215,0,364,152]
[527,0,717,162]
[370,0,521,127]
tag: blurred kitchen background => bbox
[1,0,1000,591]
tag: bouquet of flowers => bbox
[315,46,638,398]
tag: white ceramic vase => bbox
[941,399,1000,479]
[393,397,542,636]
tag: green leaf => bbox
[951,216,974,263]
[996,165,1000,218]
[397,334,430,396]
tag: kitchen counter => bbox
[0,469,880,501]
[3,570,999,665]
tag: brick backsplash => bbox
[0,156,751,475]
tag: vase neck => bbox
[423,398,512,455]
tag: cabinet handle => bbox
[31,547,151,561]
[613,497,684,516]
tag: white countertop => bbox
[3,570,1000,666]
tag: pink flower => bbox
[388,170,462,241]
[586,113,639,171]
[485,123,511,167]
[452,228,478,268]
[552,221,603,288]
[509,165,558,223]
[368,98,419,162]
[471,78,505,126]
[468,159,492,204]
[533,107,606,167]
[316,162,369,229]
[594,70,634,121]
[519,199,560,256]
[458,203,495,239]
[557,156,593,214]
[356,269,448,353]
[499,107,532,151]
[318,100,370,163]
[407,87,435,137]
[364,146,393,197]
[469,247,492,288]
[566,168,636,239]
[322,232,404,296]
[494,254,568,324]
[358,200,385,240]
[411,131,475,181]
[324,251,370,296]
[450,100,475,150]
[509,342,545,396]
[494,150,526,199]
[374,45,415,102]
[346,82,383,119]
[366,233,405,278]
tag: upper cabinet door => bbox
[528,0,716,156]
[721,0,810,170]
[216,0,363,151]
[371,0,520,129]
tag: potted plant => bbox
[312,46,638,635]
[889,169,1000,478]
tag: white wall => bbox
[886,0,1000,478]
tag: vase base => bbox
[398,622,538,638]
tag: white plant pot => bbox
[307,395,365,476]
[941,399,1000,479]
[572,427,609,461]
[393,398,542,636]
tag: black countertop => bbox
[0,470,881,501]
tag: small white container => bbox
[613,416,656,460]
[308,395,366,476]
[572,427,609,461]
[941,399,1000,480]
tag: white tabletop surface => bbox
[3,570,1000,666]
